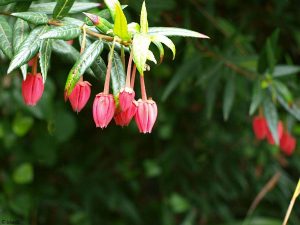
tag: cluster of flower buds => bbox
[252,115,296,155]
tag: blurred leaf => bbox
[52,109,76,143]
[113,3,130,40]
[53,0,75,19]
[263,97,279,145]
[169,193,191,213]
[39,38,52,82]
[132,33,151,75]
[249,80,264,115]
[181,210,197,225]
[0,0,33,5]
[273,80,292,103]
[40,25,81,40]
[223,74,235,121]
[148,27,209,38]
[266,39,275,74]
[11,12,48,25]
[0,16,13,59]
[277,96,300,121]
[12,114,34,136]
[273,65,300,77]
[111,51,126,96]
[143,160,161,177]
[13,163,33,184]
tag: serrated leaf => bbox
[140,1,148,33]
[249,80,264,115]
[39,39,52,83]
[132,33,151,75]
[147,50,157,64]
[53,0,75,19]
[29,2,100,14]
[103,0,121,21]
[151,34,175,59]
[8,25,48,74]
[0,16,13,59]
[111,51,125,96]
[113,3,130,40]
[11,12,48,25]
[65,40,104,95]
[273,65,300,77]
[263,97,279,145]
[40,24,81,40]
[223,74,235,121]
[152,40,164,63]
[148,27,209,39]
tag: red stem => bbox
[126,50,133,87]
[103,41,116,94]
[140,75,147,101]
[131,64,136,89]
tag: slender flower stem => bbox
[32,54,38,75]
[140,75,147,101]
[131,64,136,89]
[126,50,133,87]
[103,39,116,95]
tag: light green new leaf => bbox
[53,0,75,19]
[0,16,13,59]
[263,97,279,145]
[140,1,148,33]
[152,40,164,63]
[132,33,151,75]
[223,74,235,121]
[151,34,175,59]
[40,24,81,40]
[147,50,157,64]
[148,27,209,39]
[103,0,121,21]
[8,25,48,74]
[65,40,104,95]
[39,39,52,83]
[11,12,48,25]
[111,51,126,96]
[249,80,264,115]
[113,3,130,40]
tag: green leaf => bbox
[40,24,81,40]
[12,114,34,136]
[140,1,148,33]
[273,65,300,77]
[14,1,32,12]
[132,33,151,75]
[111,51,126,96]
[152,40,164,63]
[13,18,30,79]
[277,96,300,121]
[65,40,104,95]
[103,0,121,20]
[52,39,79,62]
[11,12,48,25]
[266,39,275,74]
[53,0,75,19]
[151,34,176,59]
[249,80,264,115]
[273,80,293,103]
[113,3,130,40]
[263,97,279,145]
[223,74,235,121]
[29,2,100,14]
[0,16,13,59]
[0,0,33,6]
[39,39,52,83]
[8,25,48,74]
[148,27,209,38]
[13,163,34,184]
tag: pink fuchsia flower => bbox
[252,116,268,140]
[22,73,44,106]
[266,121,284,145]
[68,81,91,112]
[93,93,115,128]
[135,99,158,133]
[114,100,138,127]
[119,87,135,112]
[280,132,296,156]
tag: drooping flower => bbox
[22,73,44,106]
[68,81,91,112]
[252,116,268,140]
[93,93,115,128]
[114,100,138,127]
[135,99,158,133]
[266,121,284,145]
[119,87,135,112]
[280,132,296,156]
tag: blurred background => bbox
[1,0,300,224]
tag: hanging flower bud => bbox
[266,121,283,145]
[135,99,158,133]
[280,132,296,156]
[68,81,91,112]
[114,100,138,127]
[252,116,268,140]
[119,87,135,112]
[93,93,115,128]
[22,73,44,106]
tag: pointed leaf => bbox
[249,80,264,115]
[266,39,275,74]
[53,0,75,19]
[151,34,175,59]
[39,39,52,83]
[140,1,148,33]
[152,40,164,63]
[103,0,121,21]
[113,3,130,40]
[277,96,300,121]
[273,80,293,103]
[0,16,13,59]
[147,50,157,64]
[223,74,235,121]
[11,12,48,25]
[148,27,209,39]
[273,65,300,77]
[111,51,126,96]
[8,25,48,74]
[132,33,151,75]
[29,2,100,14]
[263,97,279,145]
[40,24,81,40]
[65,40,104,95]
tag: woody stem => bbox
[126,50,133,87]
[131,64,136,89]
[140,75,147,101]
[103,40,116,95]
